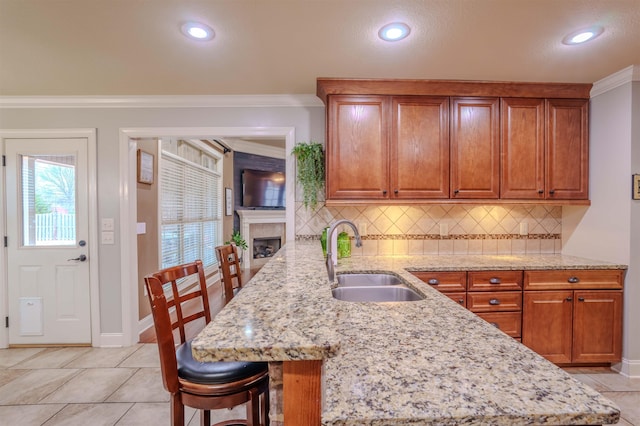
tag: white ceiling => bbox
[1,0,639,97]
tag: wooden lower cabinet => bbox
[413,268,624,365]
[522,270,623,365]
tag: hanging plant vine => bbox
[291,142,325,209]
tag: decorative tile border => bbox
[296,233,561,241]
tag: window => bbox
[159,139,222,274]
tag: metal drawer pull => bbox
[568,276,580,283]
[458,299,464,304]
[427,279,439,285]
[489,277,501,284]
[490,322,500,328]
[489,298,500,305]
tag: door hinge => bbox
[5,317,8,328]
[3,236,7,247]
[2,155,5,166]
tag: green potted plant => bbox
[225,230,248,260]
[291,141,325,209]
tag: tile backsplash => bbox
[295,203,561,255]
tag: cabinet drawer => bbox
[467,270,523,291]
[443,292,466,307]
[476,312,522,338]
[467,291,522,312]
[411,271,466,292]
[524,270,624,290]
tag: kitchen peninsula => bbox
[192,241,623,425]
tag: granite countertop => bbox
[192,241,623,425]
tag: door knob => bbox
[68,254,87,262]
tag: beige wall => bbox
[222,150,235,242]
[136,138,160,319]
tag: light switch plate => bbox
[101,218,114,231]
[101,231,115,244]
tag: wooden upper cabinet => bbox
[501,98,545,199]
[317,79,591,204]
[326,95,389,199]
[391,96,449,199]
[450,97,500,198]
[546,99,589,200]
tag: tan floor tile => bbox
[106,368,169,403]
[42,402,133,426]
[572,373,612,392]
[0,347,46,368]
[41,368,137,403]
[115,402,169,425]
[0,404,66,425]
[590,373,640,392]
[0,368,79,404]
[0,368,27,387]
[601,391,640,426]
[115,402,198,425]
[64,346,141,369]
[187,404,247,426]
[10,347,91,369]
[118,344,160,368]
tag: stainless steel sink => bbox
[332,285,424,302]
[336,272,403,286]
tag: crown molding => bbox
[0,94,324,109]
[591,65,640,98]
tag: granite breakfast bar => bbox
[191,241,623,425]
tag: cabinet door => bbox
[546,99,589,199]
[501,98,545,199]
[450,97,500,198]
[391,96,449,199]
[522,291,573,364]
[572,290,623,363]
[326,95,389,199]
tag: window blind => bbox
[160,150,221,271]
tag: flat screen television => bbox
[242,169,286,208]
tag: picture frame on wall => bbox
[225,187,233,216]
[137,150,154,184]
[633,174,640,200]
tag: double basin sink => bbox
[332,272,424,302]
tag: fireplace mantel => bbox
[237,209,286,270]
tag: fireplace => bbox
[253,237,281,259]
[237,210,286,270]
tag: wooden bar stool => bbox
[215,244,244,304]
[144,260,269,426]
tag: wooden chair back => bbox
[215,244,243,304]
[144,260,211,394]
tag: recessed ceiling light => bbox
[378,22,411,42]
[181,21,215,41]
[562,26,604,45]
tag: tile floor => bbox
[0,345,639,425]
[0,345,246,425]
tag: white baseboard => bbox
[97,333,126,348]
[612,358,640,378]
[138,313,154,338]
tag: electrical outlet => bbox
[358,223,367,236]
[519,222,529,236]
[439,223,448,237]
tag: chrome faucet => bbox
[325,219,362,282]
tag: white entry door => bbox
[5,138,91,345]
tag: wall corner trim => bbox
[591,64,640,98]
[0,94,324,109]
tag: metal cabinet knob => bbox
[489,277,501,284]
[568,276,580,283]
[427,278,439,285]
[489,298,500,305]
